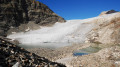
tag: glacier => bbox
[7,13,119,48]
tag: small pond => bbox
[73,46,101,56]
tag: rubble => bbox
[0,37,66,67]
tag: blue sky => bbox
[37,0,120,20]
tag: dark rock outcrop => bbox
[0,0,65,36]
[0,37,66,67]
[106,10,117,14]
[99,10,118,16]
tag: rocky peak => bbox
[0,0,66,36]
[106,10,117,14]
[99,10,118,16]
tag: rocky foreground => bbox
[0,37,66,67]
[27,43,120,67]
[27,43,90,61]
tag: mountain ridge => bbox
[0,0,65,36]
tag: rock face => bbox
[0,0,65,36]
[86,12,120,44]
[0,37,66,67]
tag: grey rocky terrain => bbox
[27,43,89,61]
[27,43,120,67]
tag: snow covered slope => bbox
[7,12,120,47]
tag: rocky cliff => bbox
[0,0,65,36]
